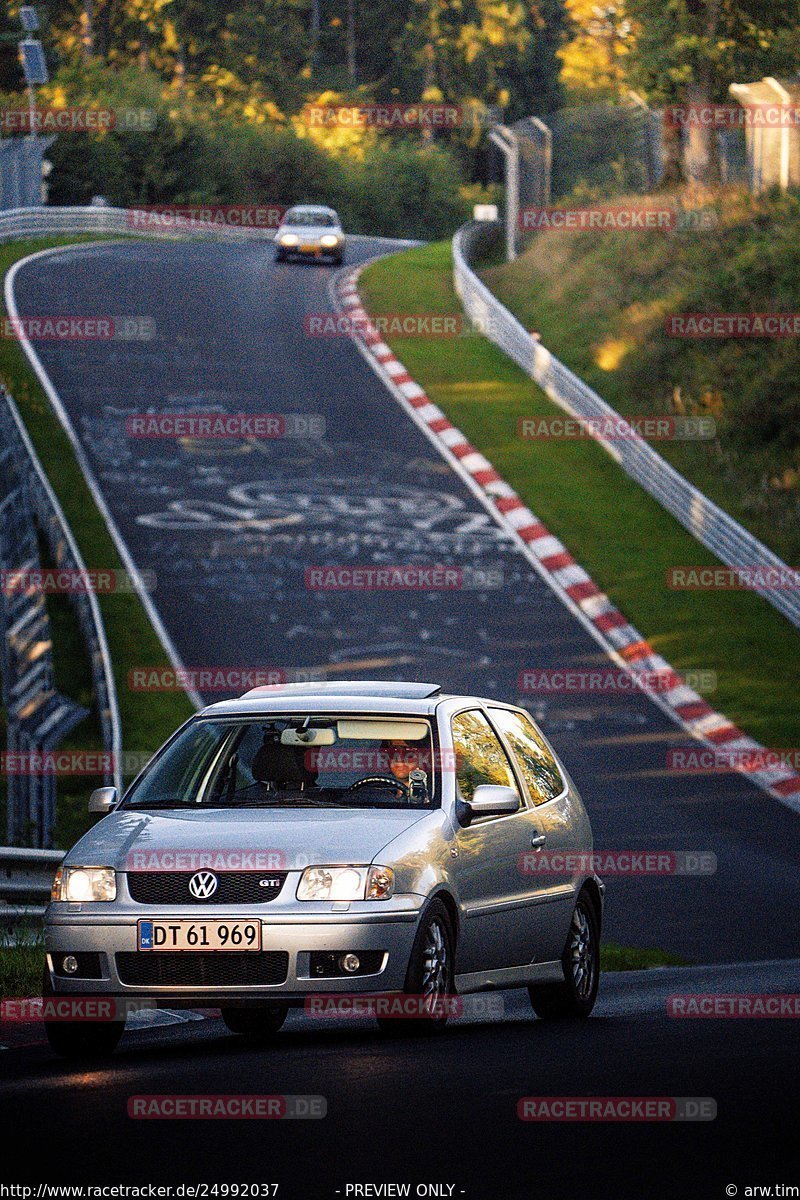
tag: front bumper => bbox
[277,241,342,257]
[45,899,420,1002]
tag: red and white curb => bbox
[334,266,800,815]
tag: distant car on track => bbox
[274,204,345,265]
[43,680,602,1056]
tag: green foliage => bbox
[7,65,471,237]
[481,188,800,565]
[624,0,800,105]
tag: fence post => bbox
[489,124,520,262]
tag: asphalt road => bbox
[10,235,800,963]
[2,960,799,1197]
[5,235,800,1197]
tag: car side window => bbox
[451,710,517,803]
[489,709,565,806]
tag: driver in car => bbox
[378,738,431,802]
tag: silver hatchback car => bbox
[44,682,603,1056]
[273,204,345,264]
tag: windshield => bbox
[284,210,336,226]
[122,716,437,810]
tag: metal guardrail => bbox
[0,205,277,847]
[0,845,63,927]
[0,387,120,835]
[453,221,800,630]
[0,204,277,245]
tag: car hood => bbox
[65,807,430,872]
[277,224,341,239]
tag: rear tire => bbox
[274,250,286,263]
[42,967,125,1059]
[222,1004,288,1040]
[377,898,455,1037]
[528,891,600,1020]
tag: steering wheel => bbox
[347,775,411,801]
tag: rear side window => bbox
[451,710,517,802]
[489,709,564,805]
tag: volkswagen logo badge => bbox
[188,870,218,900]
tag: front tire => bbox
[377,898,455,1037]
[222,1004,288,1040]
[42,968,125,1059]
[528,891,600,1020]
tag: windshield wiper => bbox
[232,798,347,808]
[123,798,213,809]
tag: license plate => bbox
[300,243,318,253]
[137,920,262,952]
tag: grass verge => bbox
[601,942,686,972]
[0,927,44,997]
[481,190,800,566]
[0,236,194,847]
[360,240,800,751]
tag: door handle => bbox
[530,832,546,848]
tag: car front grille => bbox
[126,872,287,905]
[116,951,289,988]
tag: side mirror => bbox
[88,786,118,815]
[456,784,520,827]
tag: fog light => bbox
[341,953,361,974]
[62,955,79,975]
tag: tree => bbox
[625,0,800,181]
[558,0,631,101]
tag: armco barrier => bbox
[0,845,63,928]
[453,220,800,630]
[0,206,276,846]
[0,204,276,246]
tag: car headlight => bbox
[320,234,340,247]
[280,233,299,246]
[296,865,394,901]
[53,866,116,902]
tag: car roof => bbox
[197,680,512,719]
[285,204,338,217]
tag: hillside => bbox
[480,188,800,565]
